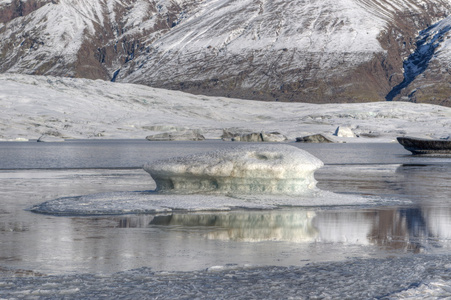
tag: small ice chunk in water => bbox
[144,144,324,195]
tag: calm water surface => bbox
[1,140,451,275]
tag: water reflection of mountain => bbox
[395,164,451,201]
[19,206,451,274]
[113,205,451,252]
[368,208,429,253]
[315,164,405,197]
[423,207,451,240]
[110,164,451,249]
[96,163,451,247]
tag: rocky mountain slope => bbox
[0,0,450,105]
[386,14,451,106]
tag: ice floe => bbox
[29,190,386,216]
[144,144,323,195]
[29,145,397,216]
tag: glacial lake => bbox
[1,139,451,298]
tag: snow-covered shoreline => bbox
[1,73,450,143]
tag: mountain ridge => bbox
[0,0,450,105]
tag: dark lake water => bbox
[1,140,451,277]
[1,139,448,169]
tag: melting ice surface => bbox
[144,144,323,195]
[30,144,381,215]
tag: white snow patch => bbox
[334,126,356,138]
[123,0,151,30]
[429,15,451,64]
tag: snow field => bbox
[1,73,451,141]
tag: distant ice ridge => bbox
[144,144,323,195]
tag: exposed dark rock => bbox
[222,130,287,142]
[231,133,263,142]
[386,21,451,102]
[146,131,205,141]
[0,0,53,24]
[296,134,334,143]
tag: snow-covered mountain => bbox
[0,0,195,78]
[0,0,450,105]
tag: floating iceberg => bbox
[30,145,389,216]
[143,144,324,196]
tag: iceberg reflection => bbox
[150,211,318,242]
[144,210,374,244]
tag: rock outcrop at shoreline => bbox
[146,131,205,141]
[222,130,287,142]
[296,134,335,143]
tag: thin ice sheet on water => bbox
[29,190,394,216]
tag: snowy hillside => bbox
[1,73,450,141]
[0,0,450,105]
[0,0,197,78]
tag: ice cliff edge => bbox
[143,145,324,195]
